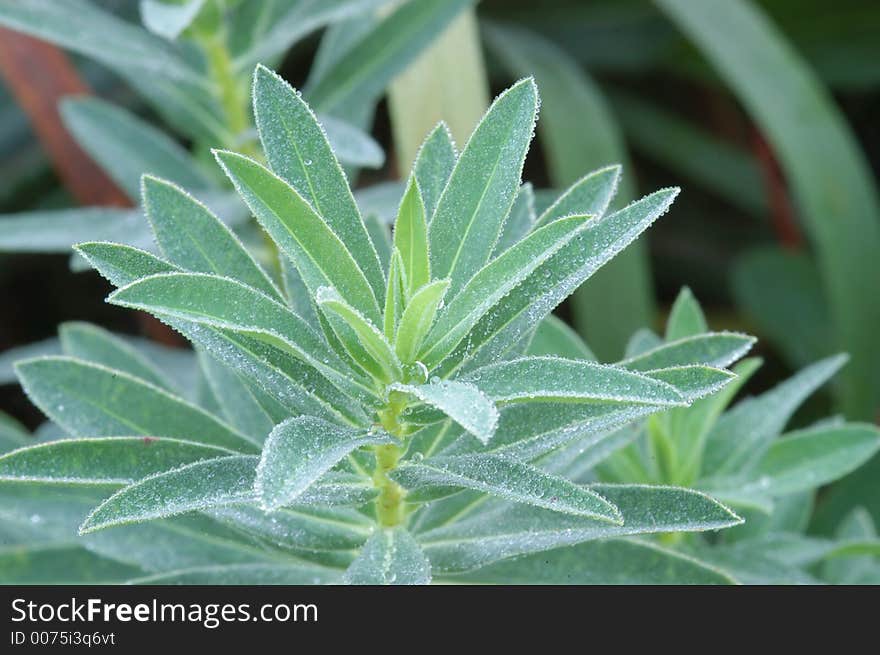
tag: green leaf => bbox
[0,208,146,254]
[383,249,407,341]
[343,527,431,585]
[414,122,457,220]
[665,287,708,341]
[73,242,176,286]
[316,286,402,383]
[0,338,62,385]
[80,456,259,534]
[15,357,256,453]
[493,183,536,257]
[643,366,735,402]
[436,188,679,376]
[140,0,205,40]
[61,98,211,200]
[142,176,281,299]
[534,165,621,229]
[392,455,621,522]
[484,22,654,360]
[108,272,371,402]
[0,437,233,485]
[319,113,385,169]
[464,357,685,407]
[394,279,449,364]
[252,65,385,301]
[428,77,538,296]
[196,350,275,443]
[0,411,30,453]
[58,322,172,392]
[391,380,498,445]
[393,175,430,295]
[525,315,596,361]
[0,544,143,584]
[452,538,736,584]
[420,214,591,370]
[215,149,382,323]
[304,0,472,113]
[657,0,880,420]
[703,353,848,476]
[738,423,880,497]
[417,484,742,572]
[131,562,340,585]
[255,417,392,511]
[620,333,755,372]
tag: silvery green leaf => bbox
[142,176,281,299]
[391,380,498,445]
[437,188,679,376]
[343,527,431,585]
[464,357,685,407]
[450,538,736,584]
[417,484,742,572]
[392,455,621,522]
[0,208,145,254]
[429,78,538,296]
[317,286,403,383]
[383,250,407,340]
[15,357,256,453]
[0,411,30,453]
[703,353,849,476]
[414,122,457,220]
[252,65,385,301]
[197,350,275,443]
[280,257,322,331]
[393,175,430,295]
[365,213,391,272]
[131,563,340,585]
[525,315,596,361]
[58,322,172,392]
[493,183,536,257]
[643,366,736,402]
[255,416,392,511]
[420,215,592,369]
[0,437,233,485]
[394,279,449,364]
[0,544,143,584]
[0,338,62,385]
[620,333,755,372]
[80,456,260,534]
[61,98,212,200]
[319,113,385,168]
[140,0,205,40]
[666,287,709,340]
[215,149,382,323]
[534,165,621,228]
[293,472,378,508]
[74,242,176,286]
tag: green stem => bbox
[199,29,255,155]
[373,443,405,527]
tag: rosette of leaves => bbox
[0,69,746,585]
[575,289,880,584]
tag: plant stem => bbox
[373,443,405,527]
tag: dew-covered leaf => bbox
[392,454,621,522]
[215,149,382,323]
[394,279,449,364]
[391,380,498,444]
[253,65,385,301]
[665,287,708,341]
[620,333,755,372]
[534,165,621,228]
[429,78,538,296]
[80,456,259,534]
[255,416,392,511]
[493,183,536,257]
[414,122,457,220]
[643,366,736,402]
[343,527,431,585]
[142,176,280,299]
[15,357,256,453]
[393,175,430,295]
[0,437,233,485]
[131,562,340,585]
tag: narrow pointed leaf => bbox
[429,78,538,295]
[525,315,596,361]
[394,280,449,364]
[0,437,233,485]
[142,176,280,299]
[666,287,708,340]
[620,333,755,372]
[343,527,431,585]
[393,175,430,294]
[15,357,256,453]
[493,183,535,257]
[464,357,685,407]
[414,122,457,219]
[535,165,621,228]
[80,456,259,534]
[253,65,385,300]
[383,250,407,341]
[215,149,381,323]
[73,242,176,286]
[319,113,385,169]
[644,366,736,402]
[392,455,621,521]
